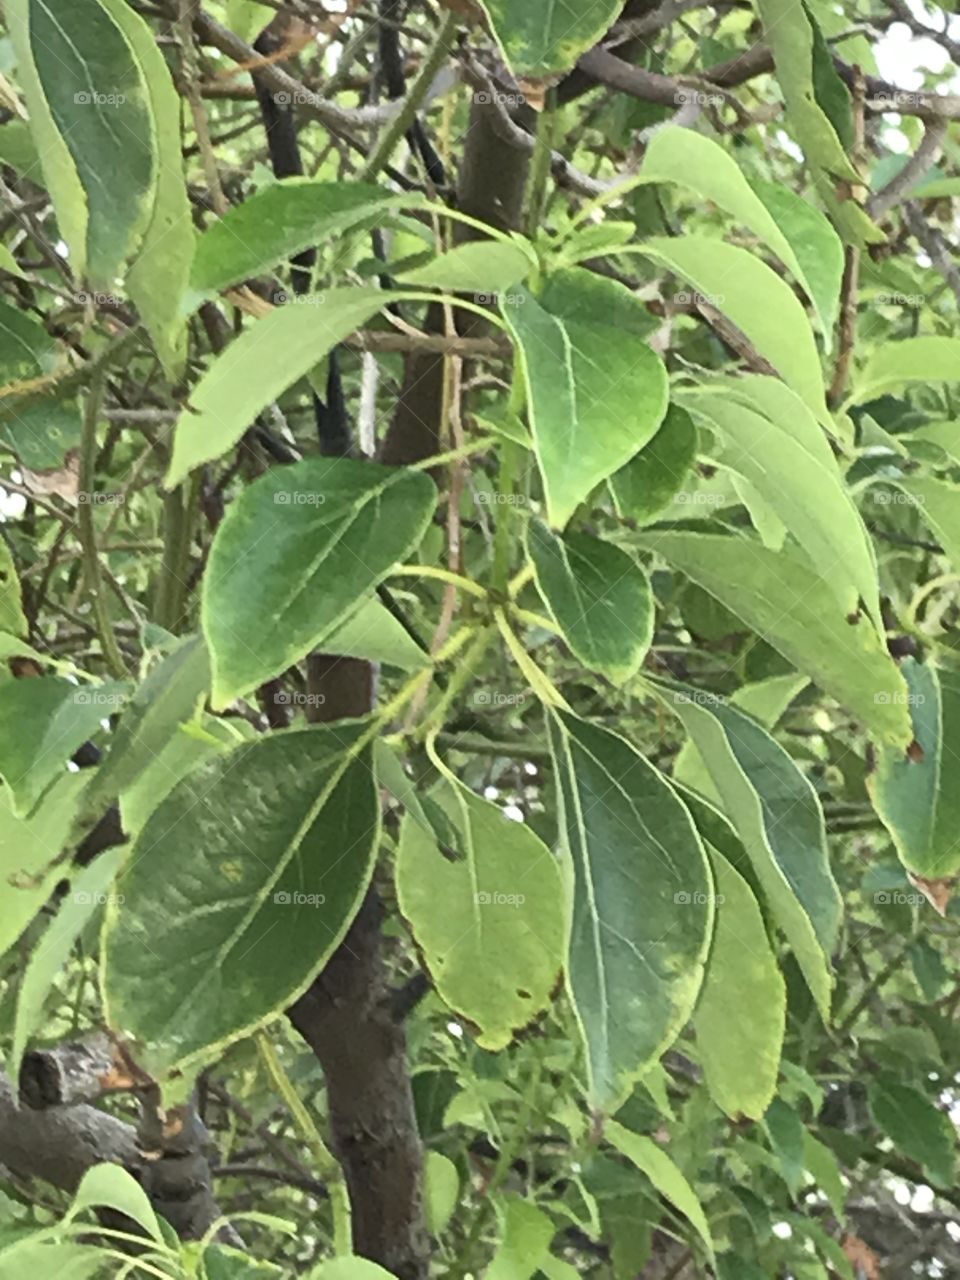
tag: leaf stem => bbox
[390,564,488,598]
[77,373,127,679]
[256,1032,352,1254]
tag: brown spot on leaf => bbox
[907,739,925,763]
[908,873,954,917]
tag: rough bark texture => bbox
[286,99,531,1280]
[0,1072,224,1240]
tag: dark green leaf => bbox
[478,0,622,76]
[528,522,654,684]
[102,723,379,1074]
[610,405,697,526]
[868,1078,956,1188]
[202,457,436,707]
[548,711,712,1109]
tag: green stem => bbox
[154,471,201,633]
[390,563,488,598]
[361,11,458,182]
[257,1032,352,1255]
[524,92,557,239]
[77,373,127,679]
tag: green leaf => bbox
[503,268,668,528]
[424,1151,459,1237]
[224,0,274,42]
[548,711,713,1109]
[803,1132,846,1223]
[0,120,39,174]
[0,242,26,280]
[103,0,193,375]
[690,390,879,624]
[605,1119,715,1266]
[0,771,88,957]
[399,240,533,293]
[0,539,26,638]
[890,473,960,571]
[8,0,156,286]
[486,1197,554,1280]
[749,178,844,343]
[752,0,858,183]
[68,1164,163,1243]
[764,1097,806,1193]
[0,676,127,815]
[167,288,391,486]
[641,128,837,342]
[396,780,564,1049]
[654,679,841,1018]
[852,337,960,404]
[120,716,247,837]
[636,236,826,418]
[610,405,698,526]
[201,457,436,708]
[478,0,621,77]
[0,297,81,468]
[101,723,379,1074]
[528,522,654,685]
[638,530,912,745]
[868,659,960,878]
[10,847,126,1083]
[0,1242,106,1280]
[322,596,429,671]
[868,1077,956,1188]
[188,181,417,304]
[84,635,210,815]
[693,848,785,1121]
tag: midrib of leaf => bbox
[452,788,485,942]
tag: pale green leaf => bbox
[396,781,564,1049]
[852,337,960,404]
[0,539,26,638]
[503,268,668,528]
[424,1151,459,1237]
[0,676,127,815]
[478,0,621,76]
[167,288,391,486]
[11,847,126,1083]
[486,1196,554,1280]
[68,1164,163,1243]
[322,596,429,671]
[638,530,912,745]
[399,240,533,293]
[693,848,785,1120]
[636,236,826,418]
[201,457,436,708]
[868,659,960,879]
